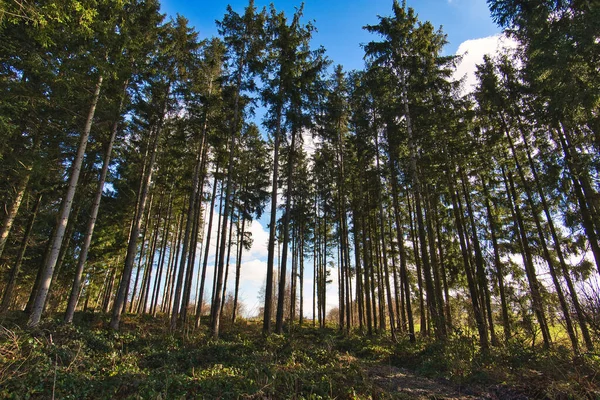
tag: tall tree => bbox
[210,0,266,339]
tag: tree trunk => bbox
[374,134,396,339]
[481,176,511,342]
[140,199,163,314]
[110,83,169,331]
[64,83,127,323]
[129,193,154,313]
[275,125,297,333]
[299,228,305,325]
[220,198,237,318]
[165,214,184,314]
[28,74,103,327]
[502,124,579,351]
[0,166,32,261]
[388,167,414,341]
[232,215,247,323]
[503,167,552,349]
[102,267,116,314]
[0,193,41,313]
[151,193,173,316]
[425,188,447,338]
[264,99,283,334]
[448,172,488,350]
[195,169,220,328]
[459,169,496,346]
[406,191,426,336]
[520,127,594,351]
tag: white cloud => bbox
[246,219,270,260]
[452,34,519,95]
[239,258,268,283]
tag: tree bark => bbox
[0,166,32,261]
[110,83,169,331]
[481,176,511,342]
[448,172,488,350]
[459,169,496,346]
[28,74,103,327]
[503,167,552,349]
[0,193,41,313]
[64,82,127,323]
[264,99,283,334]
[195,169,220,328]
[275,125,297,334]
[232,215,247,323]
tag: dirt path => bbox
[367,364,491,399]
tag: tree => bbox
[210,0,266,339]
[110,16,197,330]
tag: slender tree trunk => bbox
[459,169,496,346]
[46,201,80,313]
[374,134,396,339]
[425,188,447,337]
[28,74,103,327]
[220,198,237,318]
[110,83,169,330]
[275,126,298,333]
[94,267,111,311]
[140,200,163,313]
[64,83,127,323]
[124,129,154,315]
[151,193,173,316]
[388,162,415,341]
[0,193,41,313]
[518,124,593,351]
[370,216,385,332]
[264,98,283,334]
[555,126,600,272]
[448,172,488,349]
[291,224,298,326]
[406,191,426,336]
[165,214,184,314]
[313,204,318,327]
[232,215,247,323]
[102,268,116,314]
[388,216,404,332]
[433,207,452,333]
[172,157,203,327]
[481,176,511,342]
[211,186,225,308]
[0,129,39,261]
[299,228,305,325]
[502,124,578,351]
[503,167,551,349]
[25,241,47,314]
[129,193,154,313]
[195,170,220,328]
[361,213,373,335]
[352,207,364,331]
[0,167,32,261]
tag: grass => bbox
[1,311,599,399]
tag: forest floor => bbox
[0,311,598,399]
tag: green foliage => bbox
[1,313,599,398]
[0,314,373,399]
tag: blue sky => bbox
[160,0,501,72]
[155,0,509,317]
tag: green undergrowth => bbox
[1,312,599,399]
[0,312,375,399]
[339,330,600,399]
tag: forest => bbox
[0,0,599,398]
